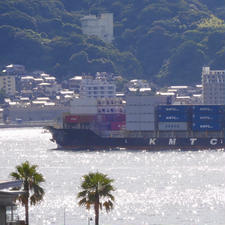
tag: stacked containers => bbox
[64,98,97,127]
[96,113,126,130]
[192,105,225,131]
[157,105,190,130]
[126,95,168,131]
[96,97,126,131]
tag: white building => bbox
[80,13,114,43]
[2,64,25,75]
[68,76,83,92]
[0,180,24,225]
[80,78,116,98]
[0,75,16,96]
[202,67,225,104]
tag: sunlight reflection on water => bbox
[0,128,224,225]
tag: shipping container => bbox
[158,122,188,131]
[191,121,223,131]
[70,98,97,115]
[192,113,224,122]
[192,105,225,114]
[157,105,190,113]
[157,113,188,122]
[105,114,125,122]
[126,105,155,114]
[126,113,154,122]
[64,115,95,123]
[140,122,155,131]
[126,122,141,131]
[96,114,125,122]
[110,121,126,130]
[126,121,155,131]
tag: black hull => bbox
[46,127,225,151]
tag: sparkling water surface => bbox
[0,128,224,225]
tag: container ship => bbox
[47,96,225,151]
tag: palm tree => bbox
[77,172,115,225]
[10,161,45,225]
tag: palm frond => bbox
[103,200,114,212]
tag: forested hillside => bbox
[1,0,225,84]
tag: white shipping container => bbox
[71,97,97,106]
[70,106,97,114]
[126,114,154,122]
[126,105,155,113]
[126,122,141,131]
[140,122,155,131]
[126,114,141,122]
[126,121,155,131]
[140,114,155,121]
[126,105,143,114]
[158,122,188,131]
[70,98,97,115]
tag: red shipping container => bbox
[64,115,95,123]
[110,121,126,130]
[64,115,79,123]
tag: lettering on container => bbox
[169,138,176,145]
[210,139,218,145]
[190,138,197,145]
[149,138,156,145]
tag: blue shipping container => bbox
[192,113,224,122]
[192,105,225,114]
[192,121,223,131]
[158,113,188,122]
[157,105,190,113]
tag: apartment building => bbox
[79,78,116,98]
[0,75,16,96]
[202,67,225,104]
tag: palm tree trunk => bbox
[94,202,99,225]
[25,201,29,225]
[24,187,29,225]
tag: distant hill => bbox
[1,0,225,85]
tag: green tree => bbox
[10,161,45,225]
[77,172,115,225]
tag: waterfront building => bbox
[0,180,24,225]
[80,13,114,43]
[202,66,225,104]
[0,75,16,96]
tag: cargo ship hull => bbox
[47,127,225,151]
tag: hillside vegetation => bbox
[1,0,225,84]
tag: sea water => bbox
[0,128,224,225]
